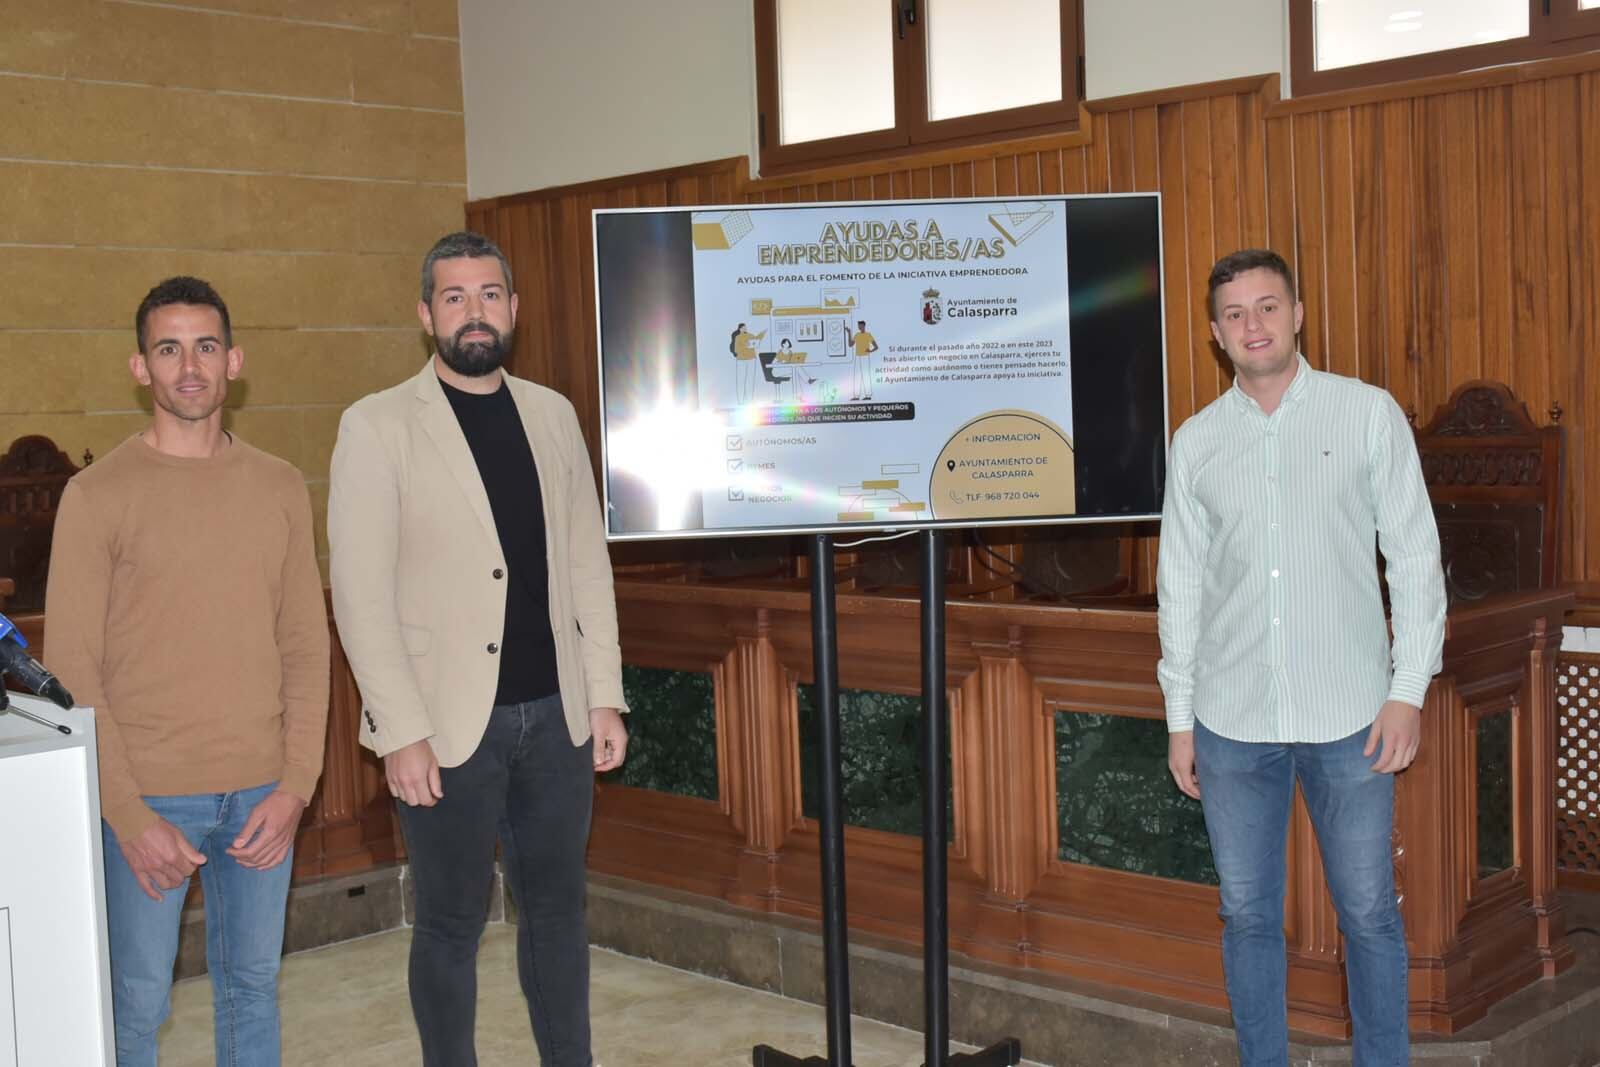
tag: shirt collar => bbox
[1228,352,1312,416]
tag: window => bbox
[754,0,1083,173]
[1290,0,1600,96]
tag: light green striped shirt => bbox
[1156,356,1446,743]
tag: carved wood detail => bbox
[579,581,1572,1037]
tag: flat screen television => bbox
[593,194,1167,541]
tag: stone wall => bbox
[0,0,466,573]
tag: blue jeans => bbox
[101,781,292,1067]
[1194,722,1408,1067]
[396,695,595,1067]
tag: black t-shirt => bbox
[440,376,559,705]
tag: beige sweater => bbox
[44,434,330,842]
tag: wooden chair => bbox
[1413,381,1562,606]
[0,435,86,615]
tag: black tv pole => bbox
[754,530,1021,1067]
[919,527,1021,1067]
[755,533,853,1067]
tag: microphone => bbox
[0,613,75,711]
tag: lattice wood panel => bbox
[1556,653,1600,889]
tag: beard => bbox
[436,319,511,377]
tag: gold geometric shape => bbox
[987,202,1054,246]
[691,211,755,251]
[692,221,732,250]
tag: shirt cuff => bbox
[1386,668,1433,710]
[1165,702,1195,734]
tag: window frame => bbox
[754,0,1083,175]
[1289,0,1600,97]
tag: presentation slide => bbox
[594,195,1166,541]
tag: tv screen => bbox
[593,194,1167,541]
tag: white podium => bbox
[0,695,115,1066]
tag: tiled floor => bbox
[157,926,1026,1066]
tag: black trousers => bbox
[396,694,595,1067]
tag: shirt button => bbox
[1271,569,1280,578]
[1270,522,1279,530]
[493,568,505,579]
[487,642,499,654]
[1272,617,1281,626]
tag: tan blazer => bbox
[327,363,627,765]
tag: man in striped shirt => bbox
[1156,249,1446,1066]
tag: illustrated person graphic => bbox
[731,321,765,405]
[845,318,878,400]
[779,337,819,402]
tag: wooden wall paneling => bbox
[1015,151,1041,197]
[994,154,1018,198]
[1039,148,1065,197]
[1321,107,1360,381]
[1085,110,1111,193]
[1506,82,1548,431]
[1350,104,1384,388]
[1106,110,1134,191]
[1413,96,1451,413]
[1206,95,1242,266]
[1443,91,1484,391]
[1577,71,1600,589]
[1156,101,1196,430]
[962,656,1019,898]
[1058,143,1086,195]
[1263,114,1297,275]
[1131,107,1160,194]
[1289,111,1327,372]
[588,594,753,901]
[1476,87,1514,390]
[1544,77,1582,585]
[1183,100,1224,409]
[575,192,604,455]
[971,157,997,198]
[1377,100,1418,413]
[1236,95,1268,248]
[723,607,803,907]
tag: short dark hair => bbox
[420,231,514,305]
[135,276,232,354]
[1206,249,1295,321]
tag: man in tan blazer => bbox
[328,231,627,1067]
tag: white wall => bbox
[459,0,756,200]
[458,0,1287,200]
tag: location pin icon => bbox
[946,459,956,472]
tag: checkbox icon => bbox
[727,458,743,473]
[725,434,742,451]
[728,487,744,501]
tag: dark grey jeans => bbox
[396,694,595,1067]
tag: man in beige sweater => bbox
[44,276,330,1067]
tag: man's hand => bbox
[1364,699,1422,774]
[385,738,443,806]
[226,790,306,871]
[591,707,628,773]
[121,818,206,902]
[1167,730,1201,799]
